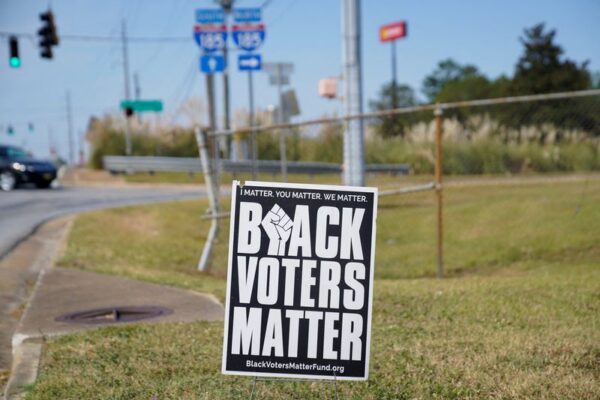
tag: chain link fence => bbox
[196,89,600,272]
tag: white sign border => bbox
[221,180,379,381]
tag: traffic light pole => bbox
[121,20,132,157]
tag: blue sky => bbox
[1,0,598,160]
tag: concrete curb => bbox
[3,218,73,400]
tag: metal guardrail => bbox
[103,156,410,176]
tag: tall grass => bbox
[89,128,600,175]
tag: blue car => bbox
[0,145,57,191]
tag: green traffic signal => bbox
[9,36,20,68]
[9,56,21,68]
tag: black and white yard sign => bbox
[222,181,378,380]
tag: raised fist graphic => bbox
[261,204,293,256]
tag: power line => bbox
[266,0,297,28]
[0,31,190,43]
[261,0,274,8]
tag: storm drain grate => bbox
[55,306,173,324]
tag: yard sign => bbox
[222,181,378,380]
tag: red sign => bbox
[379,21,407,42]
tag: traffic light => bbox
[9,36,20,68]
[38,10,59,59]
[124,107,134,118]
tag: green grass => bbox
[27,178,600,399]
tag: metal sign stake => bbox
[248,374,340,400]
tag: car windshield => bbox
[0,146,29,159]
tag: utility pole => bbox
[65,90,74,166]
[47,125,56,159]
[121,19,132,156]
[276,64,287,182]
[78,130,84,166]
[341,0,365,186]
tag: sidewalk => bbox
[2,217,224,399]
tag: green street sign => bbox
[120,99,163,113]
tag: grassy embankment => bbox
[26,178,600,399]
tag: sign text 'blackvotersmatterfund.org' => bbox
[222,181,378,380]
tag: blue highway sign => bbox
[232,24,265,52]
[200,54,226,73]
[194,25,227,53]
[196,9,224,24]
[238,54,262,71]
[233,8,261,23]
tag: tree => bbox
[422,59,481,102]
[369,83,424,137]
[509,23,590,95]
[503,23,597,139]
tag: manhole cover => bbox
[55,306,173,324]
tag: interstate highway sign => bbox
[194,24,227,53]
[196,9,224,24]
[238,54,262,71]
[232,24,265,52]
[200,54,226,73]
[233,8,261,23]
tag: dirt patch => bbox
[61,168,126,186]
[117,211,161,237]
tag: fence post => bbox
[279,128,288,182]
[434,106,444,278]
[195,127,220,272]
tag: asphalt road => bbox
[0,185,205,258]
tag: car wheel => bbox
[0,171,16,191]
[36,181,52,189]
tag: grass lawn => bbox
[26,178,600,399]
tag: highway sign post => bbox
[263,62,294,181]
[194,8,226,167]
[222,181,378,380]
[230,7,265,175]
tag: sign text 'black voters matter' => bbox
[222,181,378,380]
